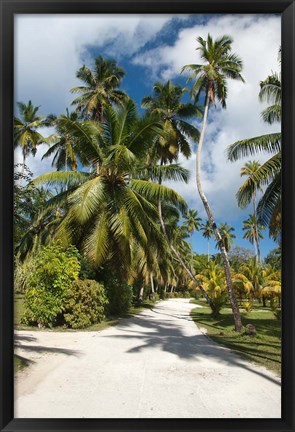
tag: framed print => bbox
[0,0,294,431]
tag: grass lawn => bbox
[190,306,281,376]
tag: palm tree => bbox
[141,81,218,308]
[195,261,228,316]
[14,101,48,183]
[201,219,213,262]
[15,187,62,260]
[233,258,264,304]
[33,99,188,280]
[260,264,281,308]
[182,209,202,270]
[182,34,245,331]
[70,56,126,121]
[42,110,79,171]
[242,214,265,259]
[227,63,281,242]
[218,223,236,252]
[237,160,264,261]
[141,80,200,165]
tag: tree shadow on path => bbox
[102,308,281,387]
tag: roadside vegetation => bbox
[190,304,281,376]
[14,35,281,375]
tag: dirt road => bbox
[14,299,281,418]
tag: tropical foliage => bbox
[182,33,245,332]
[14,48,281,331]
[227,57,281,243]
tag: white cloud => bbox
[140,14,281,221]
[14,14,175,115]
[15,14,281,223]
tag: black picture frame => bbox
[0,0,294,431]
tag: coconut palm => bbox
[227,65,281,242]
[260,264,281,306]
[41,110,93,184]
[33,99,188,280]
[195,261,228,316]
[142,80,200,165]
[183,209,202,237]
[233,258,263,303]
[71,56,126,121]
[201,219,213,262]
[217,223,236,252]
[242,214,265,259]
[182,34,245,331]
[237,160,264,261]
[14,101,49,182]
[15,187,62,260]
[182,208,202,270]
[141,81,219,306]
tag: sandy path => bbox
[14,298,281,418]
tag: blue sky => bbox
[14,13,281,258]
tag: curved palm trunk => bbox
[190,232,194,272]
[196,92,242,332]
[253,190,261,264]
[65,151,68,192]
[150,272,155,299]
[18,153,26,186]
[158,200,215,310]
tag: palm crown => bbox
[14,100,48,162]
[182,34,244,108]
[142,80,200,164]
[227,63,281,241]
[71,56,127,121]
[33,99,188,277]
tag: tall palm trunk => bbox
[139,284,144,302]
[158,200,216,310]
[190,232,194,272]
[65,151,68,192]
[196,91,242,332]
[150,272,155,299]
[207,239,210,263]
[253,190,261,263]
[157,158,216,308]
[19,153,26,186]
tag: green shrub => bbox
[105,279,133,315]
[22,245,81,327]
[243,301,253,314]
[14,255,35,293]
[152,292,160,302]
[270,298,281,320]
[79,256,97,280]
[64,280,108,329]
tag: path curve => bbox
[15,298,281,418]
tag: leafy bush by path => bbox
[64,280,108,329]
[14,255,35,293]
[105,279,134,315]
[22,245,81,327]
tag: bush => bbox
[22,245,81,327]
[14,255,35,293]
[79,256,97,280]
[270,298,281,320]
[64,280,108,329]
[105,279,134,315]
[243,301,253,314]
